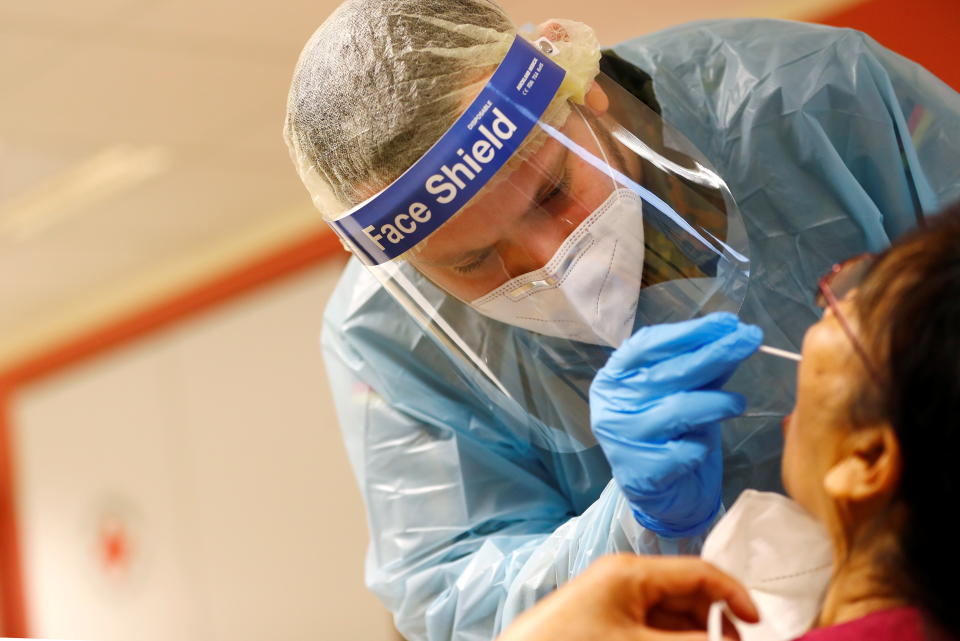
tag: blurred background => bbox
[0,0,956,639]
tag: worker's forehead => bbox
[413,135,566,260]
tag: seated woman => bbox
[496,202,960,641]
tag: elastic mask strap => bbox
[707,601,729,641]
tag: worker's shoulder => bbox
[323,257,400,339]
[611,18,875,75]
[322,257,438,359]
[609,18,887,135]
[325,258,384,319]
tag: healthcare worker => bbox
[283,1,960,639]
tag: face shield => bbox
[288,24,750,451]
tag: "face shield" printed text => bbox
[362,108,518,250]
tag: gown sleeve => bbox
[321,261,704,641]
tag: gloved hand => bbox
[590,312,763,538]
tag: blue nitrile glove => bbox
[590,312,763,538]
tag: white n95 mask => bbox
[703,490,834,641]
[469,188,645,347]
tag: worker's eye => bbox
[537,170,571,215]
[452,247,494,275]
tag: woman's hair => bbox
[851,201,960,636]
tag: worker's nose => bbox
[497,215,576,278]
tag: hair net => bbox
[283,0,601,219]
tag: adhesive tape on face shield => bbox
[469,188,645,347]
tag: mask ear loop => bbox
[707,601,729,641]
[710,600,761,641]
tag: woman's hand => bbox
[497,555,759,641]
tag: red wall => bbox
[817,0,960,91]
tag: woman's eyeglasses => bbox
[758,253,878,377]
[812,253,880,378]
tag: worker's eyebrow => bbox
[421,147,570,268]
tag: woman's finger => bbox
[637,557,759,624]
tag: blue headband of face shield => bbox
[330,36,566,264]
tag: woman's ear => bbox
[585,81,609,116]
[823,425,901,503]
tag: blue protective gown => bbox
[321,19,960,641]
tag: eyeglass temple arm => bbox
[818,284,884,381]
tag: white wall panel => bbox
[10,261,394,640]
[11,329,194,641]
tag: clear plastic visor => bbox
[339,70,749,342]
[330,60,750,450]
[422,79,745,327]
